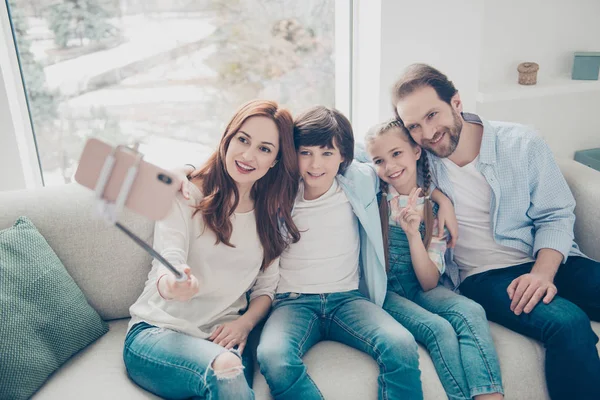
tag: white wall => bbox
[351,0,382,139]
[368,0,600,159]
[478,91,600,158]
[479,0,600,87]
[352,0,485,140]
[476,0,600,158]
[378,0,483,117]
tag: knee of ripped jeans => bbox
[210,351,245,380]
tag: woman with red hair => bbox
[124,100,300,400]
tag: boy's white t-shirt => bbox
[277,178,360,294]
[441,156,534,280]
[128,184,278,338]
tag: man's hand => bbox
[507,272,557,315]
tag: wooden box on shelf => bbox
[517,62,539,85]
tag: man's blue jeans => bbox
[124,322,254,399]
[256,290,423,400]
[460,256,600,400]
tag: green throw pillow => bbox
[0,216,109,400]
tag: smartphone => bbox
[75,138,180,221]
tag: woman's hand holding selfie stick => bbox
[76,139,194,287]
[157,264,200,301]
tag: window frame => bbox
[0,0,358,190]
[0,0,43,190]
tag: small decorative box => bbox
[574,148,600,172]
[572,52,600,81]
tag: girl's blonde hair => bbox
[365,119,434,271]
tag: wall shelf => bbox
[476,76,600,103]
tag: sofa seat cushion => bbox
[32,319,159,400]
[33,319,600,400]
[254,321,600,399]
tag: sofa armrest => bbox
[557,158,600,261]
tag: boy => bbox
[255,106,423,400]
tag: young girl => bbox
[365,118,504,400]
[123,100,300,400]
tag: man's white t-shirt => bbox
[441,156,534,280]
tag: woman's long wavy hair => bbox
[189,100,301,270]
[365,119,434,271]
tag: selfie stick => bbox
[94,144,187,282]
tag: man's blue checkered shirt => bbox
[429,113,584,289]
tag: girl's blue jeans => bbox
[385,225,503,399]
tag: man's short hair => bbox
[391,64,458,120]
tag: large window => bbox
[6,0,348,185]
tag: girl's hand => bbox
[171,165,195,200]
[158,265,200,301]
[437,199,458,248]
[398,187,423,239]
[209,318,253,354]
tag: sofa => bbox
[1,158,599,400]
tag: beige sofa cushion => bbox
[32,318,600,400]
[32,319,158,400]
[1,159,596,322]
[0,185,154,320]
[8,159,600,399]
[557,159,600,261]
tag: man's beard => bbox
[423,110,462,158]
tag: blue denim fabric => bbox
[385,224,503,399]
[256,290,423,400]
[123,322,254,399]
[460,257,600,400]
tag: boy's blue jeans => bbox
[124,322,254,399]
[256,289,423,400]
[460,257,600,400]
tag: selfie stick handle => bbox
[114,222,186,281]
[94,145,187,282]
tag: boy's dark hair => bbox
[293,106,354,174]
[391,64,458,120]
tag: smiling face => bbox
[297,143,344,200]
[224,116,280,189]
[367,128,421,195]
[395,86,463,158]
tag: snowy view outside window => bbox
[8,0,337,185]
